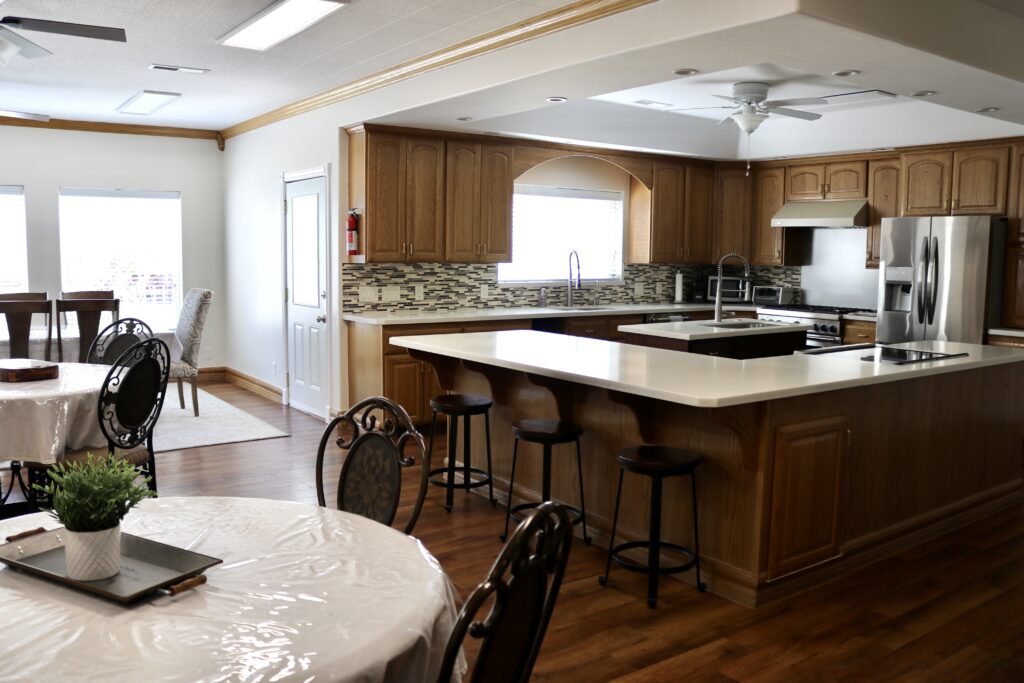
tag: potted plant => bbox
[34,454,154,581]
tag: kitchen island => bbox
[619,319,811,358]
[392,330,1024,607]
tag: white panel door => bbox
[286,176,328,418]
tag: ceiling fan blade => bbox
[764,97,828,107]
[718,113,735,125]
[0,109,50,122]
[711,94,740,103]
[768,107,822,121]
[1,17,126,42]
[0,24,51,57]
[669,105,735,112]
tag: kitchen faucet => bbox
[567,250,581,307]
[714,252,750,323]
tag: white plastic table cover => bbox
[0,363,110,463]
[0,327,179,364]
[0,497,466,682]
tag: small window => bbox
[58,188,183,329]
[497,185,624,283]
[0,186,29,294]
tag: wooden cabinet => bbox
[767,416,848,579]
[684,165,714,263]
[713,167,751,261]
[785,162,866,201]
[650,160,686,262]
[752,167,807,266]
[842,320,876,345]
[902,146,1007,216]
[1001,247,1024,327]
[630,161,714,265]
[351,129,445,262]
[559,314,645,341]
[866,158,901,268]
[1006,144,1024,245]
[383,355,426,423]
[445,141,514,262]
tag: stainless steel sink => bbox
[699,321,777,329]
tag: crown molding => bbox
[0,115,222,147]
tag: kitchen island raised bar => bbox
[392,330,1024,607]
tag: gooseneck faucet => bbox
[567,250,581,307]
[714,252,750,322]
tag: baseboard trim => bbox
[197,366,227,385]
[224,367,284,403]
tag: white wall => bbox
[0,126,226,364]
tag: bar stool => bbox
[599,445,705,608]
[426,394,495,511]
[501,418,590,543]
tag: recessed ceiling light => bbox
[911,90,937,97]
[116,90,180,115]
[546,96,568,103]
[673,68,698,76]
[148,64,210,74]
[219,0,347,51]
[457,116,473,121]
[975,106,1001,113]
[831,69,860,77]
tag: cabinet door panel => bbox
[384,355,425,424]
[866,159,901,268]
[480,144,514,263]
[651,161,685,262]
[902,152,951,216]
[952,146,1008,215]
[406,137,445,261]
[684,165,714,263]
[767,416,848,579]
[365,133,406,261]
[1001,246,1024,328]
[563,317,608,339]
[786,164,825,201]
[1008,145,1024,245]
[752,167,785,265]
[825,161,867,199]
[445,141,481,262]
[714,168,751,260]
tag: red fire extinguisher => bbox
[346,209,359,256]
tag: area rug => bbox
[153,389,288,452]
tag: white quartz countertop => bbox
[343,303,758,326]
[618,320,811,341]
[844,313,878,322]
[988,328,1024,338]
[390,330,1024,408]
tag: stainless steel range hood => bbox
[771,199,868,228]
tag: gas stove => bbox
[757,305,877,347]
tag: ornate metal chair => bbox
[87,318,154,365]
[315,396,430,535]
[0,293,52,360]
[437,501,573,683]
[170,288,213,417]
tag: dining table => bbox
[0,496,465,682]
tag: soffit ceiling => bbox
[0,0,574,129]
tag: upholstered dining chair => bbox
[171,288,213,417]
[56,291,120,363]
[436,502,574,683]
[87,318,154,365]
[315,396,430,535]
[0,293,52,360]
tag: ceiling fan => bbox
[0,8,126,61]
[674,82,826,134]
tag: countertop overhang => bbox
[342,303,757,326]
[390,330,1024,408]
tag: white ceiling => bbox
[0,0,575,129]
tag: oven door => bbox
[804,333,841,348]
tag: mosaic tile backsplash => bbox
[342,262,801,313]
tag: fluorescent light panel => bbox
[117,90,181,115]
[219,0,347,51]
[148,64,209,74]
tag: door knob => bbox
[316,315,327,323]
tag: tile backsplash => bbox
[342,262,801,313]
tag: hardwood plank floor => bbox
[6,383,1023,681]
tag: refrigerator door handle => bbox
[928,236,939,324]
[916,236,929,324]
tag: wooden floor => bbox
[12,383,1024,681]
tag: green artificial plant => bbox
[33,454,154,532]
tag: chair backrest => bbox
[87,318,154,365]
[61,290,114,300]
[0,296,52,360]
[437,502,573,683]
[56,297,121,363]
[175,288,213,369]
[315,396,429,535]
[97,338,170,451]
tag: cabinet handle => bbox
[776,249,781,257]
[846,429,852,447]
[401,242,406,254]
[483,243,488,254]
[819,183,825,196]
[409,242,414,255]
[945,198,951,212]
[857,333,868,338]
[952,198,959,211]
[825,183,831,195]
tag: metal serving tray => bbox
[0,527,222,603]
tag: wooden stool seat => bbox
[429,393,493,416]
[512,418,583,444]
[617,445,700,476]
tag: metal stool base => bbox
[508,500,588,535]
[607,540,699,576]
[428,466,492,490]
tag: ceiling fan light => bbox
[0,35,20,68]
[730,110,768,134]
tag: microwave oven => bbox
[752,285,798,306]
[707,276,751,303]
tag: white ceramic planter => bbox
[64,525,121,581]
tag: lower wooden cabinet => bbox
[1002,247,1024,328]
[383,355,427,423]
[842,320,876,345]
[766,415,848,579]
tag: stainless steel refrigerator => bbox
[876,216,1005,344]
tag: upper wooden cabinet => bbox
[902,146,1008,216]
[785,161,866,201]
[1007,144,1024,245]
[445,141,514,262]
[684,165,714,263]
[866,158,901,268]
[628,161,713,264]
[752,167,784,265]
[650,160,685,262]
[350,129,445,262]
[713,166,751,261]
